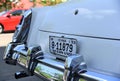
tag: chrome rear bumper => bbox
[4,44,120,81]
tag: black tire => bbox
[0,24,3,33]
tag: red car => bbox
[0,9,27,33]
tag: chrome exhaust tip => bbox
[15,71,28,79]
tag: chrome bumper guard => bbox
[3,42,23,65]
[34,54,87,81]
[4,44,106,81]
[35,55,106,81]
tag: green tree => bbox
[0,0,11,11]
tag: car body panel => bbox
[26,0,120,80]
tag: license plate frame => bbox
[49,36,77,57]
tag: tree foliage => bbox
[0,0,12,11]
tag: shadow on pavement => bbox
[0,46,22,81]
[0,46,6,61]
[3,31,15,34]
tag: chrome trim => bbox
[13,45,42,67]
[34,55,108,81]
[12,52,20,60]
[12,9,32,42]
[63,54,87,81]
[37,55,64,71]
[27,46,41,55]
[3,43,13,59]
[24,9,32,18]
[18,54,28,67]
[35,54,88,81]
[80,73,107,81]
[3,43,24,65]
[12,25,22,42]
[35,63,63,81]
[13,44,28,56]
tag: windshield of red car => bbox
[0,11,8,16]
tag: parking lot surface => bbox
[0,33,44,81]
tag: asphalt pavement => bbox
[0,33,44,81]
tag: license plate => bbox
[49,36,77,56]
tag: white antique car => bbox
[4,0,120,81]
